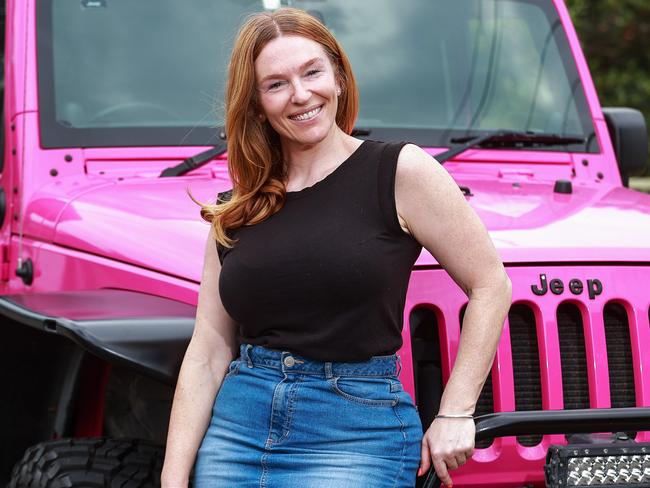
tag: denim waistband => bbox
[237,343,402,377]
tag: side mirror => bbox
[602,107,648,187]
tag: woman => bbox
[162,8,511,488]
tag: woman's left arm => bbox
[394,144,512,487]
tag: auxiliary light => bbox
[545,443,650,487]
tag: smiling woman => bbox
[162,7,511,488]
[255,42,340,146]
[201,8,359,249]
[254,36,357,188]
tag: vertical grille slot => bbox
[603,303,636,408]
[409,307,443,433]
[557,303,590,409]
[509,304,542,446]
[474,372,494,449]
[460,304,494,448]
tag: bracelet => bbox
[434,413,474,419]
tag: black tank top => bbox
[217,140,422,362]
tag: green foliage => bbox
[566,0,650,175]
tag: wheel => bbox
[8,437,163,488]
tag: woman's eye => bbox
[267,81,284,91]
[306,69,321,77]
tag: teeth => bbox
[290,106,322,121]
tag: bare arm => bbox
[394,144,512,486]
[161,225,239,487]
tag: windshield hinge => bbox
[1,245,11,282]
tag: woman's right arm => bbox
[161,225,239,487]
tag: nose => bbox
[290,79,310,104]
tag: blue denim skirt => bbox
[193,343,423,487]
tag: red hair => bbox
[192,8,359,248]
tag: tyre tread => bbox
[8,438,163,488]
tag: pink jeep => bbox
[1,1,649,487]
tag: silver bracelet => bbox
[434,413,474,419]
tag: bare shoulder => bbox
[394,143,462,226]
[395,143,453,193]
[396,143,436,174]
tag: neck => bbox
[281,128,360,185]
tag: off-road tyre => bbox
[8,437,164,488]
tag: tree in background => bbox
[567,0,650,175]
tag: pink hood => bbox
[453,178,650,265]
[31,175,650,283]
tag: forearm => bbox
[439,272,512,415]
[161,343,232,485]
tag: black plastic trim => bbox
[0,290,196,384]
[603,107,648,183]
[473,407,650,441]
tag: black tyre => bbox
[8,438,164,488]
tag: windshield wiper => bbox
[159,140,228,177]
[436,131,585,164]
[159,126,371,177]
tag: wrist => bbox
[161,477,189,488]
[161,468,190,487]
[434,413,474,420]
[437,396,475,417]
[436,405,475,417]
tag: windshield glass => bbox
[39,0,596,151]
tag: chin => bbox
[293,122,340,146]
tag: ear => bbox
[334,67,343,97]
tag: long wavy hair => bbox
[192,8,359,249]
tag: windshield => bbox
[38,0,596,151]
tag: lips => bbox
[288,105,323,121]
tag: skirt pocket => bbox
[328,375,398,407]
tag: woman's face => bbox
[254,35,341,151]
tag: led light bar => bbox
[545,443,650,487]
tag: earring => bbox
[336,87,341,97]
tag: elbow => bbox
[467,268,512,305]
[502,270,513,306]
[498,271,512,332]
[495,269,513,318]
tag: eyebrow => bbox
[258,56,325,83]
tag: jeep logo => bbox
[531,274,602,299]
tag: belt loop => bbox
[395,355,402,377]
[324,362,334,379]
[245,344,254,368]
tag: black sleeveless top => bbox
[217,140,422,362]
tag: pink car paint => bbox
[1,0,649,486]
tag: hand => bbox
[417,417,475,487]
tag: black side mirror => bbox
[602,107,648,187]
